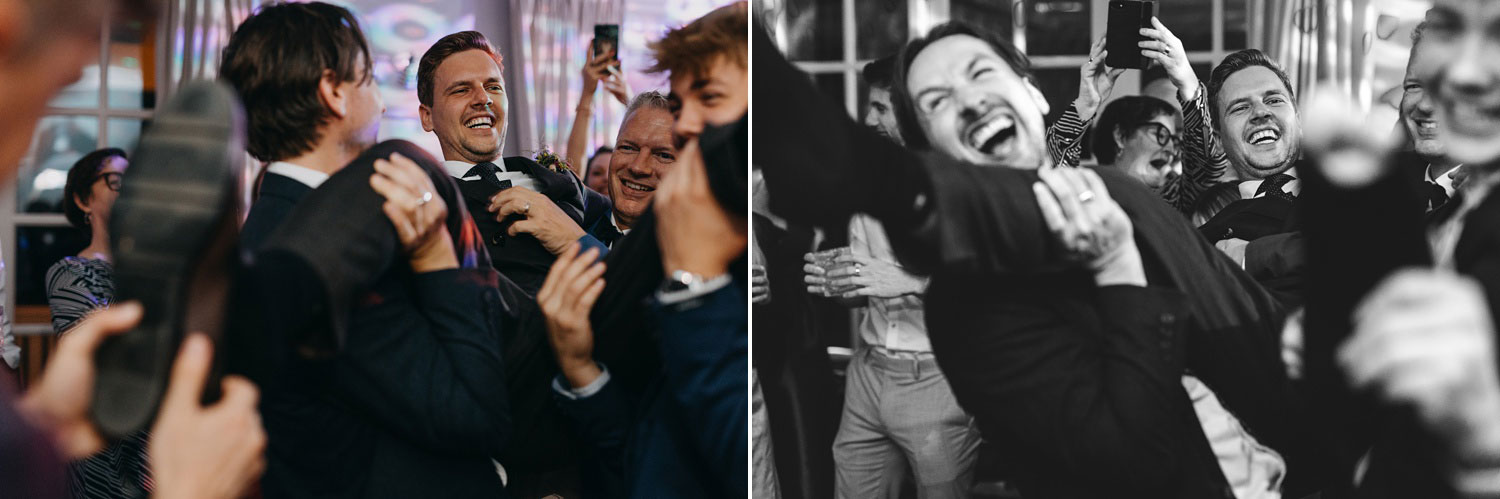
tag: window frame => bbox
[786,0,1238,120]
[2,19,154,336]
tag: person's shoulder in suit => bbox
[242,172,312,252]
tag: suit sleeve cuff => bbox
[656,273,733,305]
[552,364,612,400]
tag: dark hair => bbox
[862,54,898,89]
[1206,49,1295,126]
[1411,20,1428,46]
[1091,96,1181,164]
[585,146,613,178]
[418,31,504,108]
[893,22,1032,151]
[63,148,127,229]
[220,2,374,162]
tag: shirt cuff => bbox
[1454,465,1500,497]
[551,364,611,400]
[656,273,733,305]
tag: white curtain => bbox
[1251,0,1377,111]
[157,0,259,100]
[504,0,626,159]
[155,0,259,213]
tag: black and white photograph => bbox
[752,0,1500,498]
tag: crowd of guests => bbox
[753,0,1500,498]
[0,0,747,498]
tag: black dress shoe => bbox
[91,81,246,439]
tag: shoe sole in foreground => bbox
[91,81,246,439]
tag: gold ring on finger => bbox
[1078,190,1096,203]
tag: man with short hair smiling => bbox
[417,30,610,294]
[1397,21,1463,213]
[592,91,676,248]
[653,3,748,142]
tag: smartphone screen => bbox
[594,24,620,61]
[1105,1,1156,70]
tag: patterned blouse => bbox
[44,256,151,499]
[45,257,115,334]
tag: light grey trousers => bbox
[833,347,982,499]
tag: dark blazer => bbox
[1301,145,1496,498]
[242,172,313,252]
[450,156,614,494]
[555,281,749,498]
[1195,172,1307,307]
[245,144,512,499]
[454,156,610,295]
[753,27,1308,499]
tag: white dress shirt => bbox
[443,160,540,193]
[848,214,931,352]
[266,161,331,189]
[1426,163,1463,200]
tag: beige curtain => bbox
[157,0,259,100]
[1251,0,1377,111]
[154,0,259,213]
[504,0,626,159]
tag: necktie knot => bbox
[1256,173,1296,201]
[464,161,510,189]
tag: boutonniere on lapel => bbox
[533,147,572,174]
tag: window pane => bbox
[13,226,91,307]
[783,0,843,61]
[16,116,100,214]
[51,64,102,109]
[1025,0,1089,56]
[1225,0,1248,50]
[1032,68,1081,126]
[951,0,1015,44]
[106,118,144,153]
[1156,0,1211,52]
[855,0,907,60]
[107,17,156,110]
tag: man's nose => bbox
[957,91,994,120]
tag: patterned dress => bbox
[45,257,152,499]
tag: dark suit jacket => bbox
[1195,172,1307,307]
[451,156,612,492]
[244,154,512,499]
[1301,146,1493,498]
[454,156,610,295]
[753,27,1309,498]
[243,172,313,252]
[555,281,749,498]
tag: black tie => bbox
[464,161,510,190]
[1255,173,1296,201]
[1426,181,1450,211]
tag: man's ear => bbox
[317,69,348,120]
[1024,77,1050,117]
[1114,128,1128,150]
[419,104,434,132]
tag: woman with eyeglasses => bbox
[1091,96,1183,196]
[45,147,150,499]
